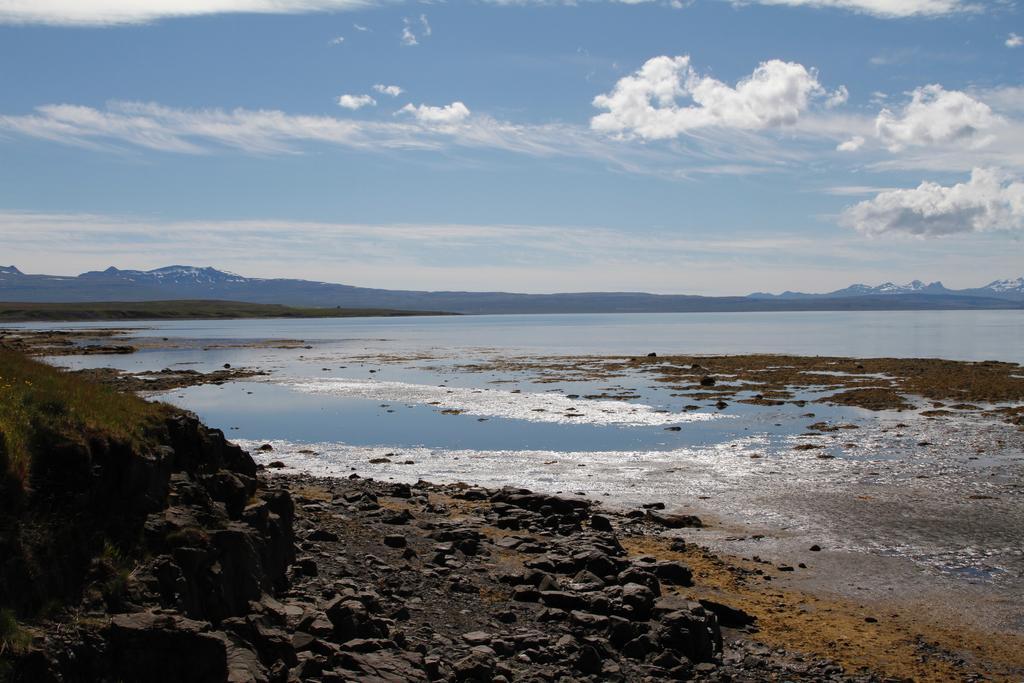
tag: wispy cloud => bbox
[0,0,375,26]
[401,15,432,46]
[0,0,983,26]
[373,84,404,97]
[725,0,980,19]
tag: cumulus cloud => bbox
[840,167,1024,236]
[373,84,404,97]
[328,35,345,45]
[837,135,865,152]
[0,0,372,26]
[590,55,839,139]
[727,0,978,18]
[337,94,376,110]
[875,85,1002,151]
[399,101,471,124]
[1007,33,1024,48]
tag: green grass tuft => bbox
[0,349,167,493]
[0,609,29,657]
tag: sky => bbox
[0,0,1021,295]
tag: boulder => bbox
[104,612,228,683]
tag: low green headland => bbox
[0,349,168,496]
[0,300,454,322]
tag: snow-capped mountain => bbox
[981,277,1024,294]
[79,266,251,286]
[750,278,1024,300]
[749,282,942,299]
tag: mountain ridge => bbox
[1,265,1021,314]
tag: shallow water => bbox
[14,311,1024,631]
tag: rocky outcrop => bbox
[3,412,297,682]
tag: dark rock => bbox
[620,582,656,617]
[307,528,339,542]
[698,599,756,628]
[570,611,610,629]
[453,651,494,681]
[104,612,228,683]
[646,511,703,529]
[622,634,657,659]
[539,591,590,611]
[589,514,613,532]
[575,644,604,674]
[568,570,606,592]
[649,561,693,586]
[381,509,414,525]
[383,534,407,548]
[618,567,661,596]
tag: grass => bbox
[0,609,29,657]
[0,299,454,322]
[0,349,167,493]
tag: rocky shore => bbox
[4,341,1022,681]
[3,407,873,682]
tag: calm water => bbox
[20,309,1024,362]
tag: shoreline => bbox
[271,469,1024,681]
[4,328,1024,679]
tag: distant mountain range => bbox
[1,265,1022,315]
[749,278,1024,301]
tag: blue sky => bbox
[0,0,1021,294]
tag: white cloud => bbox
[373,84,404,97]
[400,15,428,46]
[875,85,1002,151]
[727,0,978,18]
[837,135,865,152]
[591,55,837,139]
[840,167,1024,236]
[825,85,849,108]
[353,23,369,31]
[328,35,345,45]
[0,0,373,26]
[823,185,897,196]
[1007,33,1024,48]
[0,0,981,26]
[399,101,471,124]
[337,93,376,110]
